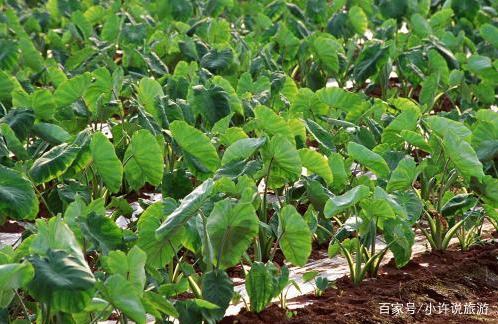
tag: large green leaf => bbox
[201,270,234,321]
[221,137,266,165]
[99,274,146,324]
[190,84,231,127]
[353,43,389,84]
[245,262,274,313]
[426,116,471,142]
[311,36,339,74]
[383,219,414,268]
[29,144,80,185]
[32,123,71,145]
[471,110,498,161]
[0,165,38,220]
[0,262,34,308]
[90,132,123,193]
[156,179,214,240]
[328,152,348,191]
[207,200,258,269]
[78,212,123,255]
[261,135,302,188]
[0,123,29,160]
[254,105,294,142]
[299,148,333,185]
[277,205,312,267]
[137,77,164,121]
[347,142,390,179]
[324,185,370,217]
[170,120,220,180]
[387,157,417,192]
[138,201,183,268]
[382,110,418,145]
[480,23,498,48]
[349,6,368,35]
[27,249,95,313]
[443,130,484,180]
[54,73,91,108]
[102,246,146,295]
[123,130,164,190]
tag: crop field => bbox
[0,0,497,323]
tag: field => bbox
[0,0,497,323]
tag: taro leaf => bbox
[305,119,335,154]
[144,291,179,319]
[467,55,498,82]
[0,262,34,308]
[400,130,432,153]
[348,6,368,35]
[419,74,439,112]
[328,152,348,191]
[190,84,231,127]
[245,262,274,313]
[99,274,146,324]
[290,89,328,118]
[54,73,91,108]
[441,194,477,218]
[254,105,293,142]
[207,200,258,269]
[137,77,164,122]
[29,144,80,185]
[201,270,234,322]
[347,142,390,179]
[221,137,266,165]
[387,157,417,192]
[426,116,471,142]
[102,246,146,295]
[170,120,220,179]
[277,205,312,267]
[299,148,333,185]
[471,110,498,161]
[123,129,164,190]
[410,13,431,38]
[83,67,112,114]
[156,179,214,241]
[261,135,302,188]
[0,165,38,220]
[360,198,395,230]
[353,43,389,84]
[379,0,407,19]
[311,36,339,75]
[78,212,123,255]
[32,123,71,145]
[31,89,56,121]
[0,108,35,141]
[383,219,414,268]
[392,189,423,224]
[162,168,194,200]
[0,123,29,160]
[451,0,479,20]
[480,24,498,49]
[316,87,363,112]
[90,132,123,193]
[200,48,233,73]
[324,185,370,218]
[138,201,184,268]
[381,110,418,145]
[27,249,95,313]
[443,130,484,180]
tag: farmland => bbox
[0,0,497,323]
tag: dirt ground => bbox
[222,241,498,324]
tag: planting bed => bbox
[223,241,498,324]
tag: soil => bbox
[221,241,498,324]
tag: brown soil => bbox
[222,241,498,324]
